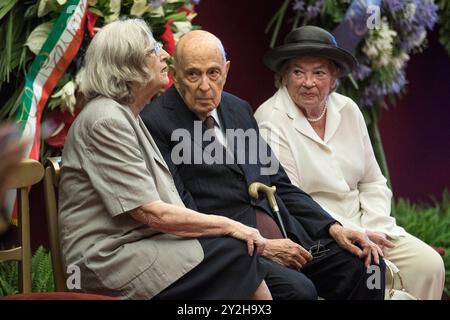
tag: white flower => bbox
[105,0,121,22]
[404,3,417,22]
[362,17,397,68]
[149,6,165,17]
[186,12,197,21]
[392,52,410,70]
[37,0,53,17]
[173,21,193,42]
[131,0,150,17]
[413,30,427,48]
[75,68,84,87]
[51,80,76,113]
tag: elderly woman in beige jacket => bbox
[255,26,445,300]
[59,19,271,300]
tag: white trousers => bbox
[385,232,445,300]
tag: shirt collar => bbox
[275,86,344,144]
[210,108,222,128]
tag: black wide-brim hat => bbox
[264,25,357,77]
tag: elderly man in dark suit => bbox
[141,30,386,300]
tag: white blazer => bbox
[255,87,405,238]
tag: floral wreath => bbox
[0,0,201,159]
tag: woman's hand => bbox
[329,224,384,268]
[366,230,395,255]
[227,221,268,256]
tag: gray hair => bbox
[79,19,157,105]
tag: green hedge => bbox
[0,246,54,296]
[394,190,450,295]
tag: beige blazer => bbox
[255,87,405,238]
[59,97,203,299]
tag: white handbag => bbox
[384,259,419,300]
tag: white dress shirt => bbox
[255,86,406,238]
[209,108,227,146]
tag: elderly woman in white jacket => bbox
[255,26,445,300]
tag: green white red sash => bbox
[8,0,88,223]
[18,0,88,160]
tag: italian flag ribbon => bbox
[8,0,88,223]
[18,0,88,160]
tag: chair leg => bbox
[18,189,32,293]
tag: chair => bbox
[0,157,115,300]
[0,159,44,293]
[43,156,66,292]
[39,156,118,300]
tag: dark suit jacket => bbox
[141,86,337,247]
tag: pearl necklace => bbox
[306,104,327,122]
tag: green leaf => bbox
[165,11,187,21]
[88,7,104,17]
[37,0,52,18]
[0,88,23,119]
[0,0,18,21]
[24,3,38,20]
[394,190,450,294]
[0,246,55,296]
[269,0,290,48]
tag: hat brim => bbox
[264,43,357,77]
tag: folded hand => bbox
[366,230,395,255]
[329,224,384,268]
[228,222,268,256]
[262,238,312,269]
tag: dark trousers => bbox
[153,237,268,300]
[263,241,385,300]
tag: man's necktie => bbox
[204,115,216,130]
[205,117,282,238]
[204,115,219,144]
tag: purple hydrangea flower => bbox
[148,0,168,9]
[383,0,438,51]
[305,0,325,20]
[352,63,372,81]
[292,0,324,20]
[383,0,404,13]
[360,70,408,107]
[292,0,305,12]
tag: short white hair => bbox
[80,19,157,104]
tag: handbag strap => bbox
[385,259,406,298]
